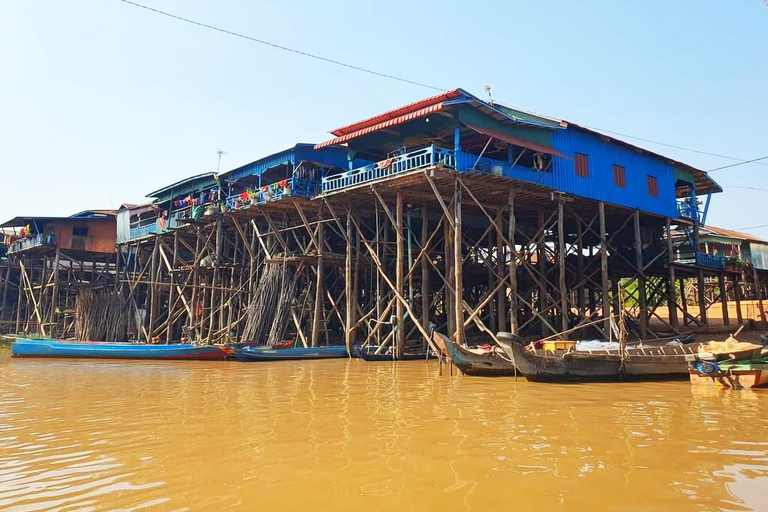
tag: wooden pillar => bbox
[453,179,464,345]
[633,211,648,338]
[421,206,430,334]
[444,211,455,338]
[599,202,610,336]
[576,218,585,320]
[487,229,496,332]
[558,199,568,332]
[496,209,506,332]
[718,273,730,326]
[753,268,766,326]
[679,278,688,326]
[599,201,611,336]
[345,209,355,355]
[396,192,405,357]
[507,189,518,335]
[734,274,744,325]
[537,210,549,336]
[311,206,325,347]
[697,268,708,325]
[48,249,60,328]
[148,240,159,341]
[666,219,679,330]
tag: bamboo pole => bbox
[312,205,324,347]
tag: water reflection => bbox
[1,348,767,511]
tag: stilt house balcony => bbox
[695,252,726,270]
[7,234,57,254]
[322,146,456,193]
[129,223,160,240]
[677,201,700,222]
[225,177,319,212]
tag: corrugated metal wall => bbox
[116,210,131,245]
[503,127,677,217]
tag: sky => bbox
[1,0,766,233]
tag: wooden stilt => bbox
[734,273,744,325]
[396,191,405,358]
[311,206,324,347]
[634,211,648,338]
[508,189,518,335]
[453,179,464,345]
[666,219,679,330]
[599,202,610,336]
[345,208,355,355]
[558,199,568,332]
[421,206,430,336]
[718,273,729,326]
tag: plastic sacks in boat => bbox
[575,340,620,352]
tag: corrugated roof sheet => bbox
[329,89,465,136]
[315,104,447,149]
[701,225,768,244]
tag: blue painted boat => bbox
[233,345,347,362]
[11,339,230,360]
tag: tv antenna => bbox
[483,84,493,106]
[216,149,229,173]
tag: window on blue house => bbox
[575,153,589,178]
[647,175,659,197]
[613,165,626,188]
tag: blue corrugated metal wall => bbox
[501,127,677,217]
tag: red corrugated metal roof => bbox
[464,123,568,159]
[702,225,768,244]
[315,103,446,149]
[329,89,466,136]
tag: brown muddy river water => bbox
[1,347,767,511]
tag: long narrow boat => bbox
[498,337,701,383]
[355,346,434,361]
[11,339,230,360]
[438,333,517,376]
[233,345,347,362]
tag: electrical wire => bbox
[120,0,445,92]
[120,0,767,174]
[737,223,768,230]
[707,155,768,172]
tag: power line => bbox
[707,155,768,172]
[737,223,768,230]
[119,0,445,92]
[720,184,768,192]
[582,126,768,168]
[120,1,766,173]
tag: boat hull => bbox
[689,357,768,389]
[500,339,695,383]
[233,345,347,362]
[355,347,433,361]
[11,339,230,360]
[440,333,517,377]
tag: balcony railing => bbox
[322,146,456,193]
[129,223,160,240]
[677,201,700,222]
[696,252,726,270]
[8,234,57,254]
[225,177,318,212]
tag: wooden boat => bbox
[11,339,230,360]
[438,332,517,376]
[233,345,347,362]
[498,337,700,383]
[355,346,434,361]
[689,355,768,389]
